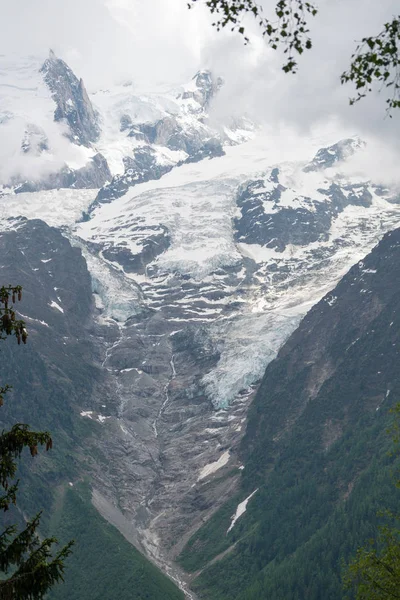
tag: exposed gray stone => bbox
[40,49,100,146]
[14,152,111,193]
[235,168,374,251]
[303,137,365,172]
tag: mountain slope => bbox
[179,227,400,599]
[0,218,184,600]
[2,126,400,593]
[2,50,400,600]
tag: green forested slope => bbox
[47,484,183,600]
[179,228,400,599]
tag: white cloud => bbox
[0,0,399,176]
[206,0,400,142]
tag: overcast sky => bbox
[1,0,399,144]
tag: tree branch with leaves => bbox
[341,18,400,114]
[0,286,73,600]
[344,405,400,599]
[189,0,400,111]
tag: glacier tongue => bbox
[77,245,144,323]
[202,310,305,408]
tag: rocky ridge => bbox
[40,49,101,146]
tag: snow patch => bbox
[227,489,258,533]
[0,189,97,229]
[18,312,49,327]
[80,411,93,419]
[197,450,230,481]
[97,415,110,423]
[49,300,64,313]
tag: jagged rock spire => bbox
[40,53,100,146]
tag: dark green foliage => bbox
[341,18,400,113]
[183,431,400,600]
[343,407,400,599]
[0,286,73,599]
[344,516,400,599]
[0,516,73,600]
[47,483,184,600]
[178,495,240,572]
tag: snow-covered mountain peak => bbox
[304,136,365,172]
[0,54,97,187]
[0,53,255,200]
[175,69,224,114]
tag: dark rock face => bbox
[234,168,373,251]
[74,152,111,188]
[183,137,224,163]
[14,153,111,193]
[123,149,171,180]
[126,115,224,159]
[303,137,364,172]
[0,218,98,438]
[93,147,174,207]
[0,218,93,330]
[40,50,100,146]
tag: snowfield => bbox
[0,188,97,228]
[70,134,400,407]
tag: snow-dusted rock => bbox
[41,49,100,146]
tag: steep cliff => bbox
[40,49,100,146]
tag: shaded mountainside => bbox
[179,227,400,599]
[0,218,183,600]
[41,49,100,146]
